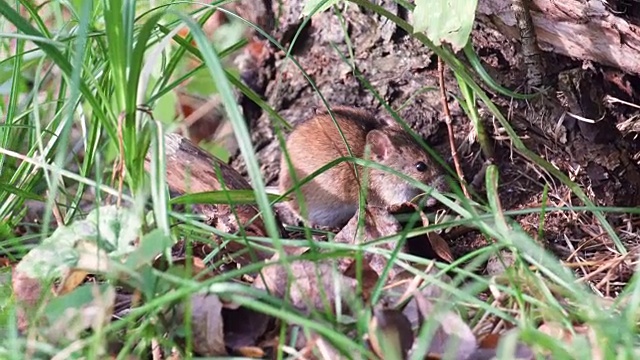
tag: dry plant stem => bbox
[511,0,545,88]
[438,57,470,199]
[47,189,64,226]
[151,338,163,360]
[109,113,126,207]
[578,252,631,284]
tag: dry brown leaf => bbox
[166,256,216,281]
[343,260,380,302]
[11,267,45,332]
[392,268,450,327]
[234,346,265,358]
[368,307,414,360]
[253,259,358,314]
[426,232,454,263]
[172,293,226,356]
[538,322,601,360]
[0,256,11,267]
[222,306,271,352]
[56,269,89,295]
[477,333,501,349]
[411,292,477,360]
[334,206,404,280]
[471,330,535,360]
[297,330,347,360]
[387,202,454,263]
[415,205,454,263]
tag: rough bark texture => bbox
[143,133,287,264]
[231,1,462,184]
[478,0,640,76]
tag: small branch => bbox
[438,58,470,199]
[511,0,545,89]
[109,113,126,208]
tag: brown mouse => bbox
[278,106,447,228]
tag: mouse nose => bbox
[432,175,449,193]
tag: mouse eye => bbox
[415,161,427,172]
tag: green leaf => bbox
[170,190,284,206]
[412,0,477,51]
[302,0,341,17]
[0,221,11,241]
[124,229,173,270]
[44,283,113,324]
[43,284,115,343]
[15,206,142,280]
[0,181,45,202]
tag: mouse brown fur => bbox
[278,106,446,228]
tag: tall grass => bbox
[0,0,637,358]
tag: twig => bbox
[438,58,470,199]
[512,0,545,89]
[151,338,163,360]
[48,189,64,226]
[109,113,126,207]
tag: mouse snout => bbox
[421,174,448,206]
[373,173,440,207]
[431,174,449,193]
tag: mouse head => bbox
[364,129,447,207]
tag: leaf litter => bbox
[8,195,543,359]
[7,138,614,359]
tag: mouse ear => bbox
[380,115,403,131]
[366,130,393,159]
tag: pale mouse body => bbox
[278,106,446,228]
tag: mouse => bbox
[278,105,448,228]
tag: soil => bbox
[222,1,640,295]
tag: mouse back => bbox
[279,107,378,226]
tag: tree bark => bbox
[478,0,640,76]
[225,0,640,209]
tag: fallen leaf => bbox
[471,329,535,360]
[12,267,45,332]
[253,259,358,314]
[334,206,404,280]
[411,292,477,359]
[123,228,173,271]
[43,284,115,344]
[538,322,601,360]
[0,257,10,267]
[390,268,450,327]
[478,333,501,349]
[56,269,89,295]
[343,260,379,302]
[297,329,347,360]
[15,206,141,281]
[172,293,226,356]
[389,202,454,263]
[222,305,271,352]
[368,307,414,360]
[234,346,265,358]
[412,0,477,51]
[426,232,454,263]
